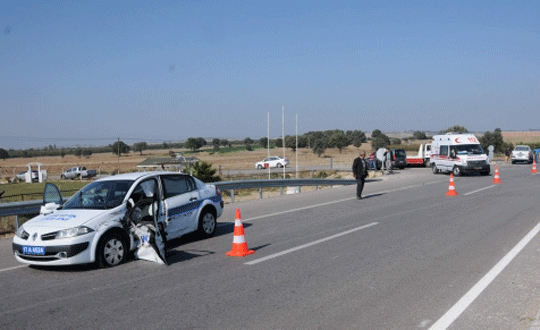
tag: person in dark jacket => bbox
[352,151,368,199]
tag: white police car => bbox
[12,172,223,267]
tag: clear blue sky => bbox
[1,1,539,149]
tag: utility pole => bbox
[282,106,285,180]
[117,137,120,174]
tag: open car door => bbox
[40,183,63,215]
[128,178,167,265]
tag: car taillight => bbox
[216,187,222,196]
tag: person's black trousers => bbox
[356,177,365,198]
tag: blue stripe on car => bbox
[168,200,203,217]
[167,196,222,219]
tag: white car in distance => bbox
[511,145,533,164]
[255,156,289,169]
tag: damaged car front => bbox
[12,179,135,267]
[13,172,222,268]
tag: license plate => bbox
[22,246,45,255]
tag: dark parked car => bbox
[391,149,407,169]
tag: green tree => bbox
[346,130,366,145]
[259,137,268,148]
[329,131,349,153]
[196,137,207,148]
[371,129,383,139]
[479,128,506,153]
[371,131,391,150]
[285,136,297,153]
[220,139,229,148]
[110,141,130,156]
[133,142,147,155]
[390,138,402,145]
[412,131,428,140]
[312,139,327,157]
[443,125,468,134]
[0,148,9,160]
[74,148,83,158]
[192,161,221,182]
[243,137,254,145]
[82,149,92,158]
[185,138,203,151]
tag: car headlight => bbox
[16,226,29,240]
[55,226,94,239]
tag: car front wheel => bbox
[96,233,127,268]
[432,164,439,174]
[453,166,461,176]
[277,163,283,168]
[198,210,216,238]
[257,165,263,169]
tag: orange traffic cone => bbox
[493,166,501,184]
[446,173,458,196]
[532,161,538,174]
[226,209,255,257]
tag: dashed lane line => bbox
[245,222,379,265]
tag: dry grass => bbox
[0,144,375,178]
[501,131,540,145]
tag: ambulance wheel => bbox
[452,166,461,176]
[431,164,439,174]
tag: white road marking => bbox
[463,185,497,196]
[428,219,540,330]
[242,180,445,223]
[244,222,378,265]
[0,265,26,273]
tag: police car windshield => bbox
[454,144,484,155]
[63,180,134,210]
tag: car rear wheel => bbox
[96,233,127,268]
[257,165,263,169]
[198,210,216,238]
[431,164,439,174]
[453,166,461,176]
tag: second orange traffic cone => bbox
[446,173,458,196]
[226,209,255,257]
[532,160,538,173]
[493,166,501,184]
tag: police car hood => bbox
[25,209,105,230]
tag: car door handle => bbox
[190,197,198,201]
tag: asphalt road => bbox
[1,164,540,330]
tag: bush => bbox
[315,171,328,178]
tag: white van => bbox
[430,133,490,176]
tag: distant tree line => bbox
[2,126,537,161]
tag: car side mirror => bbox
[40,202,60,215]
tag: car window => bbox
[63,180,133,210]
[394,150,406,157]
[161,175,194,199]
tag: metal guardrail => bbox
[0,178,360,218]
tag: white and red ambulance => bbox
[430,133,490,176]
